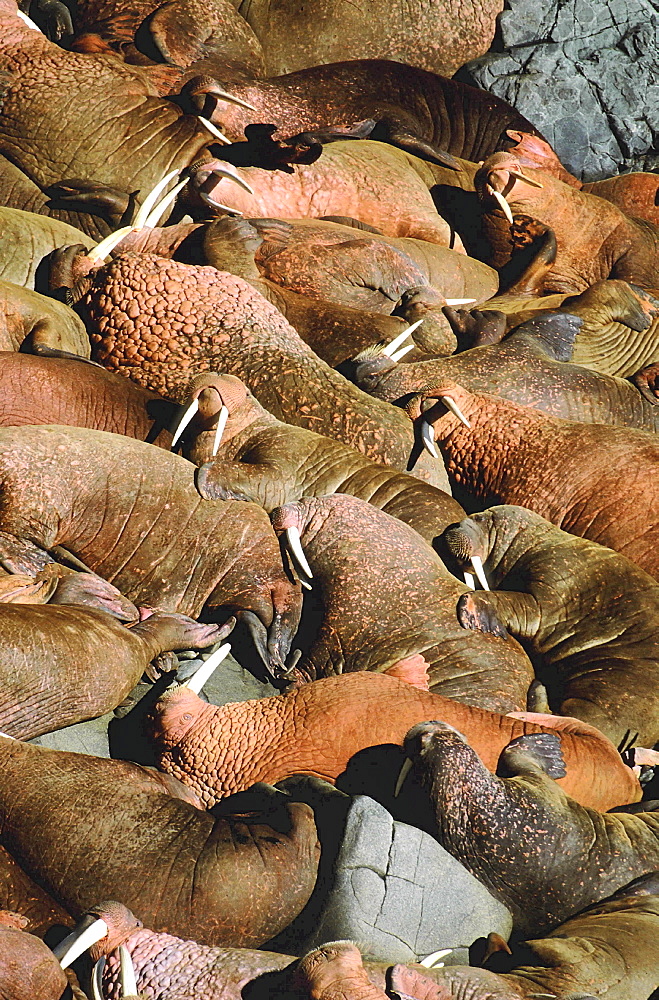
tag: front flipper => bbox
[0,532,52,576]
[195,460,278,506]
[629,360,659,404]
[497,732,567,780]
[456,592,510,641]
[443,306,507,351]
[459,589,541,642]
[370,120,460,171]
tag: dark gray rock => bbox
[301,795,512,963]
[462,0,659,180]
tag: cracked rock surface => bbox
[462,0,659,180]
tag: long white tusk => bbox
[198,116,231,144]
[491,189,514,224]
[212,404,229,456]
[17,9,42,29]
[209,89,258,112]
[393,757,413,798]
[87,226,135,263]
[171,397,199,448]
[445,298,476,306]
[389,343,415,363]
[91,957,105,1000]
[185,643,231,694]
[53,917,109,968]
[199,193,244,215]
[419,948,453,968]
[509,168,544,189]
[420,419,438,458]
[132,169,180,228]
[463,572,475,590]
[0,731,16,739]
[119,944,139,997]
[470,555,489,591]
[285,525,313,581]
[144,177,189,228]
[382,319,424,358]
[439,395,471,429]
[204,165,254,196]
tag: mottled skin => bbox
[402,723,659,937]
[0,737,320,947]
[80,252,449,489]
[414,381,659,580]
[146,670,640,810]
[0,208,93,288]
[584,172,659,227]
[0,1,216,237]
[0,606,227,739]
[0,353,175,446]
[0,920,68,1000]
[0,279,90,356]
[268,494,532,711]
[475,154,659,294]
[0,847,73,935]
[442,506,659,746]
[0,425,302,671]
[180,374,464,546]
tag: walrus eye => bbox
[181,713,192,722]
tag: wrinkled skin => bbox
[182,374,464,546]
[0,847,73,935]
[0,208,93,289]
[0,605,228,739]
[79,252,449,489]
[402,723,659,937]
[475,154,659,294]
[413,380,659,580]
[145,670,640,810]
[0,279,90,357]
[0,921,68,1000]
[584,171,659,227]
[0,425,302,672]
[345,311,659,433]
[0,738,320,947]
[442,506,659,746]
[0,353,175,446]
[268,494,533,712]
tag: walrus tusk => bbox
[491,189,514,224]
[53,916,109,968]
[212,405,229,456]
[202,164,255,196]
[17,9,42,29]
[200,194,244,215]
[419,948,453,968]
[205,88,258,113]
[445,298,477,306]
[393,757,413,797]
[389,343,415,363]
[119,944,139,996]
[198,116,231,144]
[509,169,544,189]
[132,169,180,228]
[144,177,189,228]
[439,395,471,429]
[0,731,16,739]
[463,572,476,590]
[470,555,489,591]
[382,319,423,357]
[87,226,135,263]
[285,525,314,581]
[91,957,105,1000]
[171,397,199,448]
[420,419,439,458]
[185,642,231,694]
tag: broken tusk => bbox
[132,169,180,228]
[198,116,231,144]
[420,419,438,458]
[144,177,189,228]
[171,397,199,448]
[17,9,42,29]
[393,757,413,797]
[419,948,453,968]
[91,956,105,1000]
[389,343,415,363]
[285,525,313,581]
[439,395,471,429]
[382,319,424,357]
[87,226,135,263]
[119,944,139,997]
[463,572,476,590]
[445,298,477,306]
[185,643,231,694]
[470,555,489,591]
[508,168,544,189]
[53,916,109,968]
[212,404,229,456]
[491,189,514,224]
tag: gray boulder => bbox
[301,795,512,964]
[462,0,659,180]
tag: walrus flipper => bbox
[497,732,567,780]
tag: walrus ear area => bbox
[456,592,509,640]
[497,732,567,780]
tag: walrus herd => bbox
[1,0,659,996]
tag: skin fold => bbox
[401,723,659,938]
[0,208,93,288]
[0,848,73,935]
[267,494,533,712]
[77,251,449,489]
[0,605,228,739]
[412,380,659,581]
[0,737,321,947]
[145,670,640,810]
[0,279,90,356]
[0,425,302,674]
